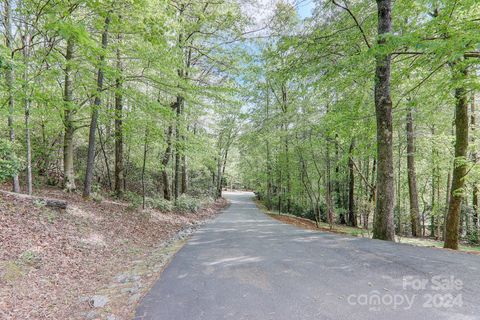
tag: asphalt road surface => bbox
[135,191,480,320]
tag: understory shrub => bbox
[146,197,174,212]
[124,191,142,209]
[0,139,21,182]
[124,192,209,214]
[175,194,202,213]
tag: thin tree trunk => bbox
[278,159,283,214]
[366,158,377,230]
[430,126,436,237]
[444,66,469,250]
[83,16,110,198]
[435,166,441,239]
[161,123,173,200]
[174,96,183,200]
[181,153,187,194]
[22,27,32,195]
[348,139,356,226]
[266,139,273,209]
[97,126,112,189]
[142,129,149,209]
[114,33,124,197]
[285,132,291,213]
[373,0,395,241]
[362,158,370,229]
[326,141,334,228]
[266,90,273,209]
[336,136,346,224]
[396,131,402,235]
[221,149,229,189]
[24,93,32,195]
[406,107,421,237]
[4,0,20,193]
[216,155,222,198]
[124,144,130,191]
[442,170,451,241]
[63,38,76,192]
[281,85,291,213]
[471,94,478,242]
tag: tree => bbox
[347,139,356,227]
[444,65,469,250]
[406,107,421,237]
[83,15,110,198]
[114,32,124,197]
[372,0,394,241]
[3,0,20,192]
[63,37,76,192]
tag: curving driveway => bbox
[135,191,480,320]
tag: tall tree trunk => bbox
[444,66,469,250]
[366,158,377,230]
[161,123,173,200]
[97,126,112,189]
[281,85,291,213]
[430,127,437,238]
[215,143,230,199]
[174,96,183,200]
[114,33,124,197]
[24,89,32,195]
[442,170,451,241]
[396,134,402,235]
[336,136,346,224]
[325,141,334,227]
[406,107,421,236]
[22,27,32,195]
[266,139,273,209]
[216,155,222,198]
[278,158,283,214]
[63,38,76,192]
[471,94,479,242]
[142,129,149,209]
[181,153,187,194]
[372,0,395,241]
[285,131,291,213]
[265,89,273,209]
[435,164,441,239]
[221,149,229,191]
[348,139,356,226]
[83,16,110,198]
[4,0,20,193]
[459,206,465,238]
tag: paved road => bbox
[135,192,480,320]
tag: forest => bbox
[0,0,244,208]
[2,0,480,318]
[237,0,480,251]
[1,0,480,253]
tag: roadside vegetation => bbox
[0,189,227,319]
[239,0,480,251]
[1,0,480,318]
[256,199,480,254]
[0,0,239,318]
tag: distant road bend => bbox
[135,191,480,320]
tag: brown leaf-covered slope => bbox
[0,188,227,319]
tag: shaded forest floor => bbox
[0,187,228,320]
[256,200,480,254]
